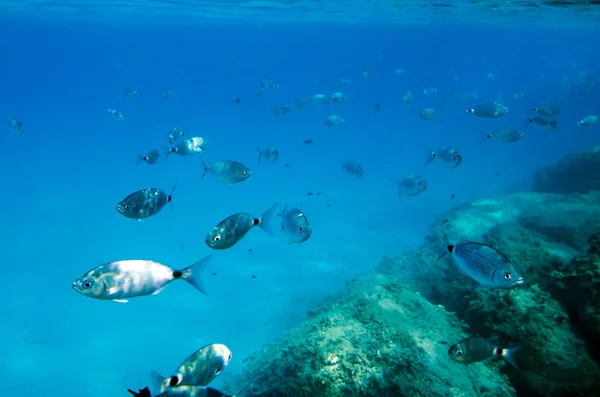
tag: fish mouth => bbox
[115,205,125,214]
[72,282,81,292]
[515,278,525,285]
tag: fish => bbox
[201,159,251,183]
[419,108,436,120]
[527,116,557,131]
[161,90,175,99]
[398,174,427,197]
[426,147,462,168]
[151,344,232,393]
[374,101,381,112]
[124,88,139,100]
[136,149,160,166]
[165,137,208,162]
[260,79,279,89]
[578,115,598,126]
[257,146,279,164]
[117,182,177,220]
[128,385,231,397]
[295,97,311,110]
[167,128,186,144]
[403,90,413,106]
[72,255,211,303]
[324,115,344,126]
[311,94,333,105]
[330,92,347,104]
[532,105,560,116]
[466,102,509,118]
[206,202,279,250]
[230,97,241,107]
[303,140,313,144]
[278,203,312,244]
[108,108,126,120]
[440,236,524,289]
[482,128,524,143]
[8,116,24,134]
[341,161,364,179]
[448,336,522,369]
[269,105,292,117]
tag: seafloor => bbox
[225,146,600,397]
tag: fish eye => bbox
[124,204,130,210]
[241,170,246,175]
[299,226,304,232]
[169,376,178,387]
[504,273,512,280]
[82,279,92,288]
[214,235,221,242]
[455,349,463,356]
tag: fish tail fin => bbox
[397,183,402,198]
[163,145,172,163]
[479,134,490,144]
[502,346,523,370]
[258,202,279,237]
[149,371,165,394]
[168,181,178,210]
[201,157,208,180]
[134,154,144,167]
[180,255,212,295]
[523,118,533,128]
[127,387,152,397]
[435,230,451,263]
[425,148,436,165]
[257,146,263,164]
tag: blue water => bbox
[1,16,600,396]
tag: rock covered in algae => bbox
[379,191,600,396]
[531,145,600,194]
[226,272,515,397]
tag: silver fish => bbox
[398,174,427,197]
[269,105,292,117]
[260,79,279,89]
[532,105,559,116]
[117,182,177,220]
[527,116,557,131]
[128,385,230,397]
[161,90,175,99]
[311,94,333,105]
[8,116,24,134]
[167,128,186,144]
[330,92,347,104]
[108,108,126,120]
[279,203,312,244]
[420,108,436,120]
[482,128,524,143]
[448,336,521,369]
[443,237,524,289]
[206,202,279,250]
[426,147,462,168]
[257,146,279,164]
[136,149,160,166]
[578,115,598,126]
[341,161,364,179]
[324,115,344,126]
[201,159,251,183]
[151,344,232,393]
[166,137,208,161]
[72,255,211,303]
[125,88,139,100]
[466,102,509,118]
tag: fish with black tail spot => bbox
[448,336,522,369]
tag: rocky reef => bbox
[226,154,600,396]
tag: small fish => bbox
[532,105,560,116]
[269,105,292,117]
[205,202,279,250]
[136,149,160,166]
[440,236,524,289]
[527,116,557,131]
[251,275,256,279]
[128,385,231,397]
[165,137,209,161]
[72,255,211,303]
[424,88,437,96]
[303,140,313,144]
[374,101,381,112]
[161,90,175,99]
[341,161,364,180]
[426,147,462,168]
[360,71,369,79]
[324,115,344,126]
[311,94,333,105]
[394,68,406,75]
[450,194,455,199]
[151,344,232,394]
[448,336,522,369]
[295,97,311,110]
[8,116,24,134]
[420,108,436,120]
[116,182,177,220]
[482,128,524,143]
[260,79,280,89]
[398,174,427,197]
[124,88,139,100]
[285,164,290,168]
[248,248,252,252]
[330,92,347,104]
[167,128,186,144]
[403,91,413,106]
[201,159,251,183]
[230,97,241,107]
[307,192,314,196]
[257,145,279,164]
[466,102,509,118]
[108,108,126,120]
[578,115,598,126]
[278,203,312,244]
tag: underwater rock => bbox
[226,272,515,397]
[531,145,600,194]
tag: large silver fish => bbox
[482,128,524,143]
[151,344,232,394]
[448,336,521,369]
[206,202,279,250]
[466,102,509,118]
[398,174,427,197]
[279,204,312,244]
[116,182,177,220]
[201,159,251,183]
[442,236,524,289]
[426,147,462,168]
[527,116,557,131]
[72,255,211,303]
[128,385,231,397]
[165,137,208,162]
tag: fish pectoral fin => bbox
[113,299,129,303]
[151,287,166,295]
